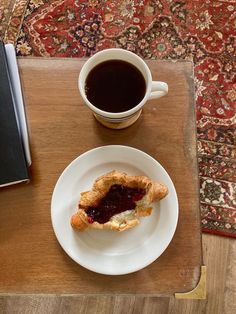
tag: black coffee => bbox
[85,60,146,113]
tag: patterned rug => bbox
[1,0,235,238]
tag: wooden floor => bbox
[0,233,235,314]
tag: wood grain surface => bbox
[1,235,235,313]
[0,58,202,295]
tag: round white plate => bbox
[51,145,178,275]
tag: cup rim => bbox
[78,48,152,119]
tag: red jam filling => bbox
[86,184,145,224]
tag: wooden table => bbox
[0,58,202,296]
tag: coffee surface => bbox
[85,60,146,113]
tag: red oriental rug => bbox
[1,0,236,237]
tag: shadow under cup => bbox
[78,49,164,129]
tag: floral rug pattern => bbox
[2,0,236,237]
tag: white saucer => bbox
[51,145,178,275]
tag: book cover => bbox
[0,42,29,187]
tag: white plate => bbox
[51,145,178,275]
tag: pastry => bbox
[71,170,168,232]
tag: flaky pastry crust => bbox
[71,170,168,232]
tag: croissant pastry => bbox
[71,170,168,232]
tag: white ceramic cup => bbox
[78,48,168,129]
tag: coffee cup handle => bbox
[149,81,168,100]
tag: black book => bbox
[0,42,29,187]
